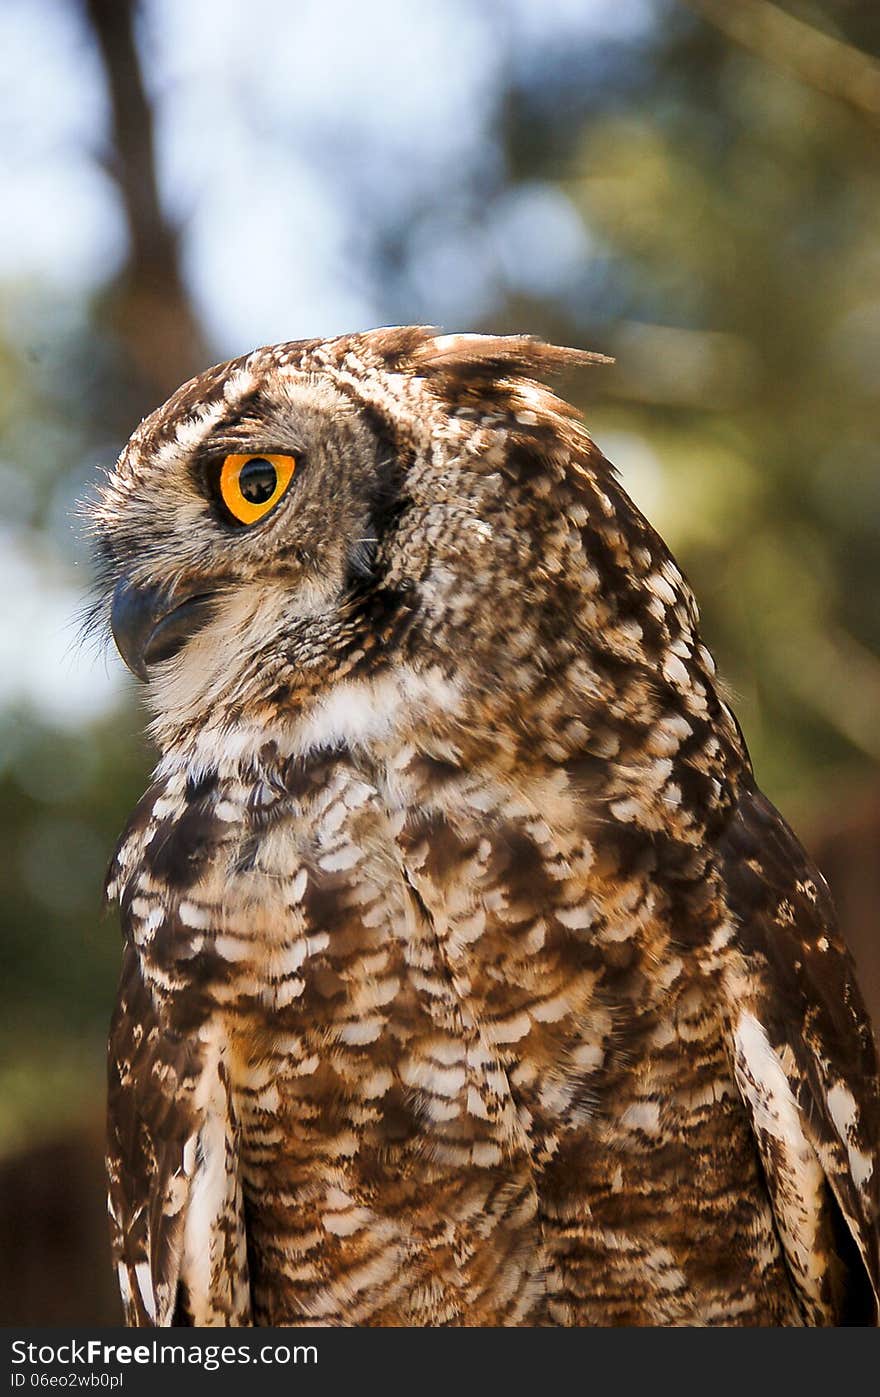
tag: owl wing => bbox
[107,943,252,1326]
[719,786,880,1325]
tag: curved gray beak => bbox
[110,577,219,682]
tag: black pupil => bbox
[238,458,277,505]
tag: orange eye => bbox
[218,453,297,525]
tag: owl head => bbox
[91,326,714,783]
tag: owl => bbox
[93,327,879,1326]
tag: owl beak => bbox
[110,577,219,682]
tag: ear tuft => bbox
[409,332,612,384]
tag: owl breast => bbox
[116,734,797,1325]
[227,755,560,1326]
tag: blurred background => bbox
[0,0,878,1324]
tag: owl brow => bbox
[192,428,306,460]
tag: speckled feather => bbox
[96,328,879,1326]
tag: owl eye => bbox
[217,453,297,526]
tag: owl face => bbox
[93,345,418,732]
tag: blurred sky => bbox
[0,0,664,731]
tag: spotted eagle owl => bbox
[93,328,879,1326]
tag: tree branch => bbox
[681,0,880,122]
[84,0,208,399]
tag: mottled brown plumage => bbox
[94,328,879,1326]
